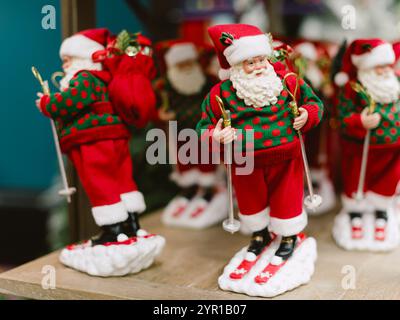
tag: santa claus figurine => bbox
[292,40,337,215]
[332,39,400,251]
[197,24,323,297]
[153,40,228,229]
[35,28,165,276]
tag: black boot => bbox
[91,221,127,246]
[180,185,199,200]
[247,226,273,256]
[123,212,141,238]
[202,186,215,202]
[275,235,297,260]
[349,211,362,221]
[375,210,388,222]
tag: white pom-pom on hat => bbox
[334,72,349,87]
[218,68,231,80]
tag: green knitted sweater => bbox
[196,77,324,164]
[337,82,400,147]
[40,70,129,152]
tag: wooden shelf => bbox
[1,209,400,300]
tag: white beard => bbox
[230,63,283,108]
[60,58,102,90]
[167,63,206,96]
[357,68,400,104]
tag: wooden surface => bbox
[1,208,400,300]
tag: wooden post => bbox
[60,0,98,242]
[264,0,284,35]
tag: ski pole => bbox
[284,73,322,210]
[350,82,376,203]
[32,66,76,203]
[215,96,241,233]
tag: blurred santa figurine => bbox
[292,40,337,215]
[35,29,164,276]
[197,24,323,297]
[153,40,228,229]
[332,38,400,251]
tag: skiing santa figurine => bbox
[34,28,165,277]
[332,38,400,251]
[197,24,323,297]
[292,40,337,215]
[153,40,228,229]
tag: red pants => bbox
[68,139,146,226]
[342,142,400,198]
[341,140,400,211]
[232,156,307,236]
[68,139,138,207]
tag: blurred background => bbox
[0,0,399,277]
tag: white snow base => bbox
[332,206,399,252]
[59,232,165,277]
[161,196,189,225]
[218,236,317,298]
[162,190,228,229]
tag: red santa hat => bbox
[393,40,400,64]
[154,39,200,75]
[59,28,110,60]
[293,41,318,61]
[334,38,396,86]
[208,24,273,80]
[293,40,331,62]
[164,41,198,68]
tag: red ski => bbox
[254,233,306,285]
[172,204,188,218]
[190,206,206,218]
[229,234,276,280]
[374,225,386,241]
[351,225,363,239]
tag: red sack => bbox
[107,53,157,128]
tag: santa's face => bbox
[62,55,73,71]
[166,59,206,96]
[242,55,269,76]
[59,55,102,90]
[230,56,283,108]
[357,65,400,104]
[374,65,392,76]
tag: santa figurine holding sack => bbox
[197,24,324,297]
[332,39,400,251]
[153,40,228,229]
[35,28,164,277]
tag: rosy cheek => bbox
[243,65,253,74]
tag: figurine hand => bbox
[361,107,381,129]
[293,107,308,130]
[212,118,237,144]
[35,92,44,113]
[158,108,175,121]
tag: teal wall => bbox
[96,0,146,35]
[0,0,61,190]
[0,0,145,191]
